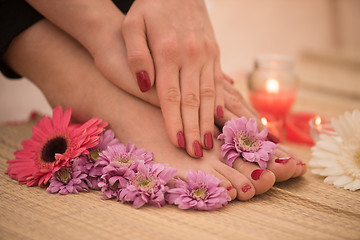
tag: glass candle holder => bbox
[309,116,337,142]
[248,54,299,120]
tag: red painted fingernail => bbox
[216,105,224,118]
[267,132,280,144]
[136,71,151,92]
[177,131,186,148]
[226,186,235,191]
[193,140,203,157]
[204,132,213,149]
[275,157,291,164]
[242,184,252,193]
[251,169,267,180]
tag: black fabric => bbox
[0,0,135,79]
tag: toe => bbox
[214,164,255,201]
[232,159,275,195]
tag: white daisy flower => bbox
[310,109,360,191]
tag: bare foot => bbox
[4,19,306,201]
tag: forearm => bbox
[26,0,160,106]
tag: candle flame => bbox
[261,117,268,126]
[315,116,322,127]
[266,78,279,94]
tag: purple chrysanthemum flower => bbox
[119,161,177,209]
[47,164,89,195]
[97,143,153,171]
[72,155,104,190]
[218,117,277,169]
[166,170,231,211]
[88,130,120,161]
[98,163,135,200]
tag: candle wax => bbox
[249,90,296,119]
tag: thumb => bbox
[122,16,155,92]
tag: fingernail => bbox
[226,186,235,192]
[242,184,252,193]
[275,157,291,164]
[204,132,213,149]
[177,131,186,148]
[267,132,280,144]
[251,169,267,181]
[136,71,151,92]
[193,140,203,157]
[216,105,224,118]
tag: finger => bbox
[199,62,215,149]
[223,72,234,84]
[122,15,155,92]
[214,57,225,119]
[156,63,185,149]
[180,66,202,157]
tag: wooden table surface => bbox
[0,55,359,240]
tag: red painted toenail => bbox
[251,169,267,180]
[242,184,252,193]
[275,157,291,164]
[297,161,306,166]
[226,186,235,191]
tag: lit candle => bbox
[249,78,296,120]
[309,115,337,142]
[248,54,298,120]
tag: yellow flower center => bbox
[89,149,101,161]
[56,167,72,184]
[192,186,208,200]
[132,174,156,190]
[114,153,134,166]
[234,131,260,152]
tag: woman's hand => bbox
[121,0,225,157]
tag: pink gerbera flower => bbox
[6,106,108,186]
[166,170,231,211]
[119,161,177,209]
[218,117,276,169]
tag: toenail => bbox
[251,169,267,180]
[241,184,252,193]
[275,157,291,164]
[296,161,306,166]
[226,186,235,191]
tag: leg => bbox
[3,20,304,201]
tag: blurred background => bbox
[1,0,359,123]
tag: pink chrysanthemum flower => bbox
[119,161,177,209]
[166,170,231,211]
[98,164,135,200]
[6,106,108,186]
[47,164,89,195]
[88,129,120,161]
[97,143,153,171]
[218,117,277,169]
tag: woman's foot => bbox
[3,19,306,201]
